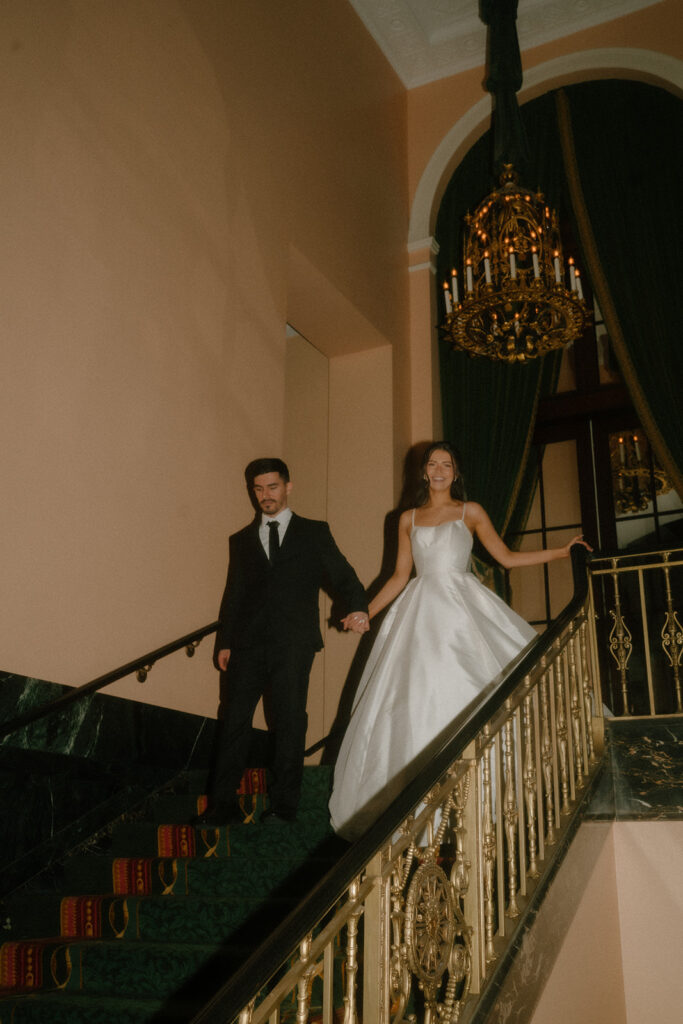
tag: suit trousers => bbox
[210,642,316,816]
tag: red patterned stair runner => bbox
[0,767,269,991]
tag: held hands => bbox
[217,649,231,671]
[342,612,370,634]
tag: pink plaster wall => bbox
[0,0,406,716]
[531,821,683,1024]
[1,0,680,725]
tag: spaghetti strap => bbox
[461,502,467,521]
[411,508,416,529]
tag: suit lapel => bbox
[278,512,303,558]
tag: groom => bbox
[198,457,369,825]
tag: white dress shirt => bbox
[258,505,293,557]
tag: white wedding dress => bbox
[329,505,537,841]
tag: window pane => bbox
[542,440,581,526]
[617,516,656,551]
[525,481,542,531]
[548,528,579,619]
[555,345,576,393]
[509,534,547,624]
[659,489,682,514]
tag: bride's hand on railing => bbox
[563,535,593,557]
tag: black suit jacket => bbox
[215,513,367,655]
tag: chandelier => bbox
[610,431,672,515]
[440,165,589,363]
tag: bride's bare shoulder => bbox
[464,501,486,521]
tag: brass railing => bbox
[194,547,604,1024]
[0,622,219,740]
[589,548,683,717]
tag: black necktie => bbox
[267,520,280,563]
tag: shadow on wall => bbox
[322,442,434,765]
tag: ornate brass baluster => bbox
[539,669,556,846]
[296,933,314,1023]
[554,642,570,814]
[481,740,497,964]
[661,552,683,713]
[460,752,481,995]
[390,850,413,1022]
[502,711,520,919]
[429,781,451,851]
[580,622,595,762]
[522,687,539,878]
[343,885,361,1024]
[439,889,473,1024]
[568,632,584,783]
[608,558,633,715]
[440,933,471,1024]
[237,1000,254,1024]
[451,773,471,902]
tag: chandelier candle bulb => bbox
[466,260,474,293]
[451,269,459,305]
[575,269,584,301]
[509,248,517,279]
[609,430,672,513]
[532,247,540,279]
[568,258,576,292]
[484,253,492,285]
[443,281,453,314]
[553,252,561,283]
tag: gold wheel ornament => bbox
[405,863,455,985]
[403,861,472,1019]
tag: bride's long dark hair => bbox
[415,441,466,507]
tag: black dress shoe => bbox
[191,804,242,826]
[260,809,296,825]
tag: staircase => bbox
[0,765,343,1023]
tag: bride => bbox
[329,442,589,841]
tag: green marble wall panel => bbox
[0,672,217,894]
[586,715,683,821]
[0,672,215,769]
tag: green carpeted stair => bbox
[0,765,344,1023]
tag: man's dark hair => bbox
[244,458,290,487]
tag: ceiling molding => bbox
[348,0,667,88]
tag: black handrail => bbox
[0,621,219,740]
[192,546,591,1024]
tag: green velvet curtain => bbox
[435,93,565,556]
[557,82,683,495]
